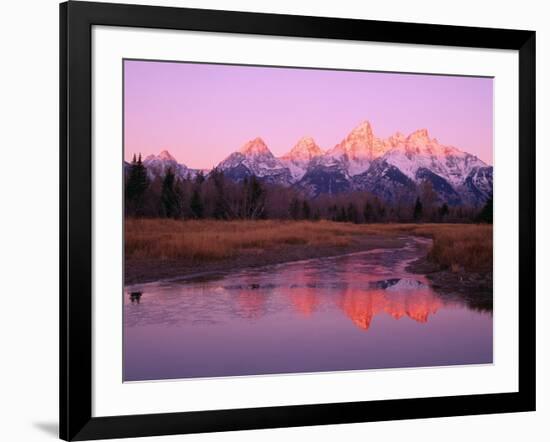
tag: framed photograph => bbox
[60,1,536,440]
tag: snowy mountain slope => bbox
[142,150,198,181]
[217,137,294,185]
[351,159,417,204]
[295,164,351,197]
[280,137,324,180]
[380,129,486,186]
[456,166,494,206]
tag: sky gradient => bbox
[124,60,493,168]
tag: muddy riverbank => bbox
[125,235,406,285]
[407,257,492,311]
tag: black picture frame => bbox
[60,1,536,440]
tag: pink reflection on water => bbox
[338,288,443,331]
[289,290,320,317]
[236,290,267,319]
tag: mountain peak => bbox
[283,136,323,161]
[297,136,316,145]
[342,121,376,147]
[328,120,379,168]
[407,128,431,143]
[158,150,176,162]
[239,137,272,156]
[349,120,374,137]
[387,131,406,147]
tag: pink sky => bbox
[124,60,493,168]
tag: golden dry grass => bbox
[423,224,493,272]
[125,219,492,272]
[125,219,354,261]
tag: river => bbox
[124,236,492,381]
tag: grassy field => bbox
[125,219,492,273]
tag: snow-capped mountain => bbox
[297,123,492,205]
[132,150,199,181]
[321,120,389,176]
[280,137,324,180]
[217,137,293,185]
[129,121,492,207]
[379,129,486,186]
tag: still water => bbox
[124,237,492,381]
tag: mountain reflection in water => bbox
[339,288,443,330]
[124,237,493,381]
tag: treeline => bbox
[125,155,492,223]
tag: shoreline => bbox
[125,235,406,285]
[407,257,493,310]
